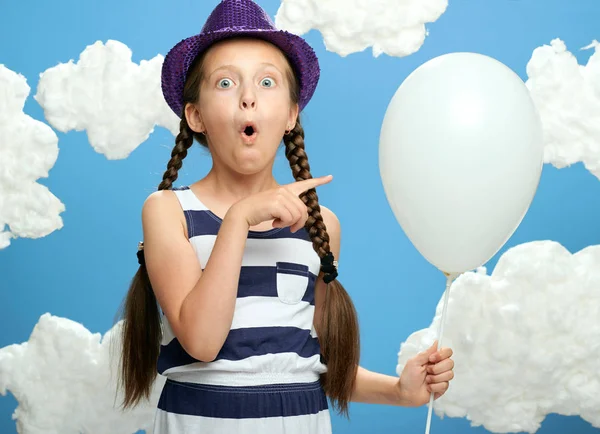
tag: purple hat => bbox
[161,0,320,117]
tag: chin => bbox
[230,156,267,175]
[233,148,276,175]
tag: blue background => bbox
[1,0,599,433]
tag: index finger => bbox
[286,175,333,196]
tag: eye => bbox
[260,77,275,88]
[217,78,233,88]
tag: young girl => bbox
[117,0,455,432]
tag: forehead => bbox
[202,38,290,71]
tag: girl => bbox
[117,0,455,432]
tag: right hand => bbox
[230,175,333,232]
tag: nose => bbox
[239,86,256,111]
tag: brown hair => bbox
[115,38,360,417]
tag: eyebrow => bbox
[206,62,283,79]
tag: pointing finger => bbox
[286,175,333,196]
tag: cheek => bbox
[266,105,293,130]
[262,86,292,109]
[200,96,234,128]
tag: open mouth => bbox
[241,122,257,138]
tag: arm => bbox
[142,191,249,362]
[351,366,408,406]
[315,206,411,407]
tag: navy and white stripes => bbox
[156,187,327,385]
[154,380,331,433]
[152,186,331,433]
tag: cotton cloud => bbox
[34,40,180,160]
[526,39,600,180]
[397,240,600,433]
[0,314,165,434]
[0,65,65,249]
[275,0,447,58]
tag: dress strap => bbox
[171,186,208,211]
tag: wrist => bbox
[394,380,410,407]
[224,203,251,230]
[352,367,414,407]
[394,380,416,407]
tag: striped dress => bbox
[152,186,332,434]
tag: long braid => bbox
[158,117,195,191]
[117,115,197,410]
[284,121,330,257]
[136,117,195,255]
[283,119,360,418]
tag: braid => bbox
[118,115,198,409]
[283,118,359,417]
[157,116,195,191]
[283,121,331,259]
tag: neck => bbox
[204,163,280,201]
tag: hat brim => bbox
[161,28,320,117]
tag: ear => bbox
[288,102,299,130]
[185,102,205,133]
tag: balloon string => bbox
[425,271,458,434]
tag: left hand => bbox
[396,341,454,407]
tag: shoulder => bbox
[142,189,179,217]
[141,189,186,236]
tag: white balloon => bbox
[379,52,544,273]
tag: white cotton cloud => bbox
[526,39,600,180]
[34,40,180,160]
[0,314,166,434]
[0,65,65,249]
[397,240,600,433]
[275,0,448,58]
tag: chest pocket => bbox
[276,262,309,304]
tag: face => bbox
[185,38,299,176]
